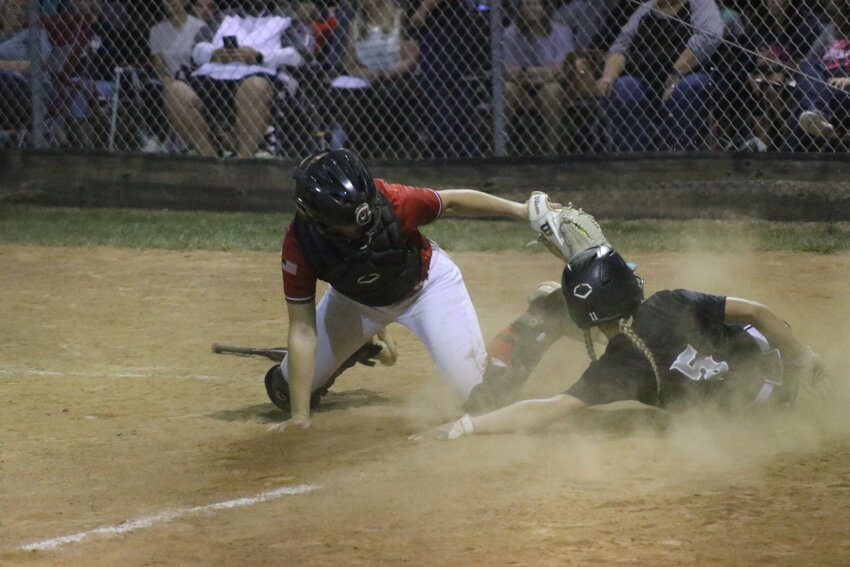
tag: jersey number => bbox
[670,345,729,381]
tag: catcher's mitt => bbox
[527,192,608,261]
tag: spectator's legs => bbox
[662,71,714,151]
[606,75,654,152]
[537,81,566,154]
[0,70,31,129]
[793,60,846,147]
[761,83,792,149]
[139,80,169,148]
[163,80,216,157]
[234,75,274,158]
[796,60,829,118]
[505,81,531,153]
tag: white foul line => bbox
[18,484,320,551]
[0,368,223,381]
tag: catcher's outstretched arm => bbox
[437,189,528,220]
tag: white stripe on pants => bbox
[281,247,488,399]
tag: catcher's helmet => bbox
[561,246,643,329]
[293,149,378,238]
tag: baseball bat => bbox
[211,343,288,362]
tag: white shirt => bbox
[191,14,304,80]
[149,15,206,77]
[353,12,403,73]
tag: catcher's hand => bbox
[268,414,312,432]
[527,191,609,261]
[409,415,475,441]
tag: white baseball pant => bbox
[281,246,488,399]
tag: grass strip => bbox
[1,205,848,254]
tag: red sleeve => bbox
[374,179,442,231]
[281,222,318,304]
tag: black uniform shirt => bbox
[566,289,768,409]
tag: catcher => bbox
[267,149,605,431]
[418,245,828,440]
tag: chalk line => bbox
[18,484,319,551]
[0,368,223,381]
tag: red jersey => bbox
[281,179,443,304]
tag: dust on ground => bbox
[1,245,849,566]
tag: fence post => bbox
[489,0,506,157]
[27,0,47,148]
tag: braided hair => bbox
[581,317,662,399]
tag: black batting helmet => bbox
[292,149,378,237]
[561,246,643,329]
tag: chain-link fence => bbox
[1,0,848,159]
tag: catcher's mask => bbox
[561,245,644,329]
[293,149,379,243]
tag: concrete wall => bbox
[2,149,849,220]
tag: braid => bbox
[618,317,662,399]
[583,329,597,361]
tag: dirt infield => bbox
[2,244,849,567]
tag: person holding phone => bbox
[163,0,311,158]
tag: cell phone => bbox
[223,36,238,49]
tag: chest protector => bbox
[293,193,423,306]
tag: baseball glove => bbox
[527,191,609,261]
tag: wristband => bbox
[447,414,475,440]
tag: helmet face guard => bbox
[561,246,644,329]
[293,149,378,241]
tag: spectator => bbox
[746,0,821,149]
[410,0,490,158]
[163,0,307,158]
[143,0,209,152]
[0,0,53,132]
[595,0,724,152]
[150,0,208,82]
[63,0,152,149]
[193,0,220,24]
[295,1,342,69]
[503,0,588,154]
[332,0,419,157]
[795,0,850,147]
[555,0,613,51]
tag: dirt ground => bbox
[2,244,849,567]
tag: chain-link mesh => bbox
[2,0,848,158]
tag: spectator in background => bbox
[193,0,220,24]
[503,0,581,154]
[746,0,821,149]
[144,0,209,152]
[555,0,613,51]
[64,0,152,149]
[332,0,419,157]
[795,0,850,147]
[410,0,491,158]
[0,0,53,131]
[295,1,343,70]
[163,0,307,158]
[596,0,724,152]
[150,0,208,83]
[43,0,73,16]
